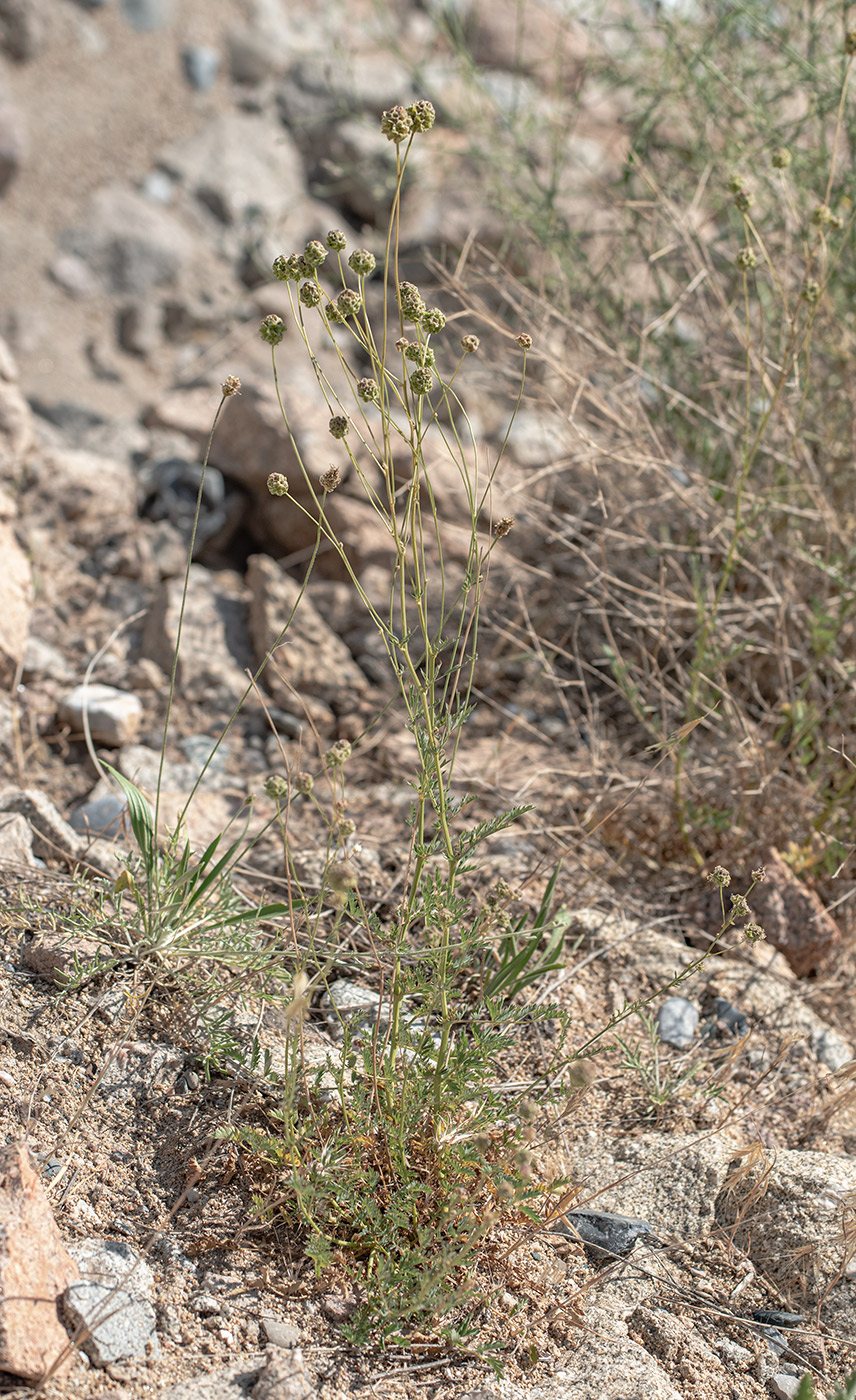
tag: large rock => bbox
[715,1148,856,1302]
[61,183,196,294]
[246,554,368,709]
[141,565,254,705]
[0,521,32,686]
[157,111,306,227]
[63,1238,158,1367]
[0,1141,79,1381]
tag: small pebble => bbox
[181,45,220,90]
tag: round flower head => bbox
[272,254,301,282]
[324,739,352,768]
[421,307,446,334]
[813,203,833,226]
[398,281,426,323]
[734,188,753,213]
[267,472,289,497]
[337,288,362,318]
[771,147,791,170]
[348,247,376,277]
[395,336,409,351]
[803,279,821,303]
[516,333,533,350]
[381,104,413,143]
[846,28,856,54]
[326,229,347,251]
[728,172,747,193]
[294,771,314,795]
[264,774,289,801]
[299,281,322,308]
[260,314,285,345]
[325,301,346,324]
[222,375,241,397]
[494,516,514,538]
[357,377,380,403]
[410,367,434,395]
[461,334,480,354]
[303,239,328,269]
[404,342,435,366]
[328,415,349,439]
[407,99,436,133]
[736,247,757,270]
[320,465,341,492]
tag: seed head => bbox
[813,203,833,227]
[272,253,301,282]
[730,893,750,919]
[803,279,821,303]
[846,29,856,54]
[267,472,289,497]
[736,247,757,270]
[336,288,363,318]
[421,306,446,334]
[320,465,341,492]
[348,247,376,277]
[461,334,480,354]
[326,229,347,251]
[221,374,241,397]
[398,281,426,323]
[407,99,436,133]
[357,377,380,403]
[771,147,791,169]
[328,415,349,439]
[494,516,514,538]
[708,864,731,888]
[728,172,748,193]
[734,188,753,213]
[264,774,289,801]
[395,336,409,351]
[381,104,413,143]
[325,301,346,324]
[410,367,434,395]
[294,771,314,795]
[299,281,322,308]
[324,739,352,768]
[336,815,356,839]
[303,239,328,269]
[404,342,435,366]
[516,332,533,349]
[744,921,765,943]
[751,866,767,883]
[259,314,285,345]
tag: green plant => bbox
[615,1007,725,1113]
[795,1371,856,1400]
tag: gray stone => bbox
[656,995,699,1049]
[321,978,382,1040]
[161,1357,266,1400]
[252,1346,313,1400]
[0,335,35,475]
[260,1319,301,1349]
[555,1209,652,1263]
[58,684,143,747]
[63,1239,158,1367]
[117,743,231,796]
[768,1377,801,1400]
[21,636,73,683]
[0,786,119,876]
[0,811,35,865]
[69,787,130,840]
[0,0,43,61]
[182,45,220,91]
[62,184,194,295]
[120,0,170,29]
[524,1332,684,1399]
[813,1025,853,1073]
[157,112,305,227]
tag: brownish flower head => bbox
[294,771,314,795]
[348,247,376,277]
[357,377,380,403]
[407,99,436,133]
[299,281,322,308]
[846,28,856,54]
[516,333,533,350]
[395,336,410,351]
[381,104,413,143]
[328,415,349,439]
[734,188,753,213]
[336,288,362,318]
[320,465,341,492]
[771,147,791,169]
[494,516,514,538]
[461,334,480,354]
[326,229,347,251]
[222,375,241,397]
[267,472,289,497]
[736,247,757,270]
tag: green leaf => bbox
[102,763,155,865]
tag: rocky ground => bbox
[1,1,855,1398]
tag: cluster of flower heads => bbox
[380,100,435,144]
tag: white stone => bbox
[58,684,143,747]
